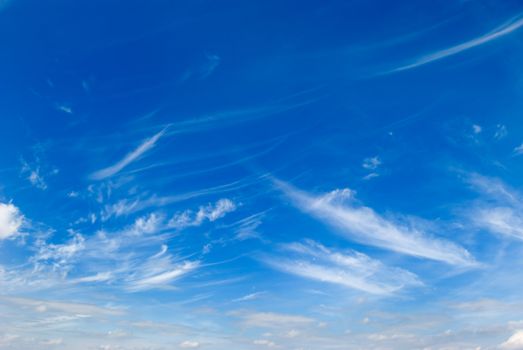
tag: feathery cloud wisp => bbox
[467,173,523,240]
[388,14,523,73]
[128,261,200,291]
[90,128,166,180]
[261,239,421,295]
[168,198,236,229]
[275,180,476,266]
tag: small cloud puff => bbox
[472,124,482,134]
[180,340,200,348]
[362,156,381,170]
[494,124,508,140]
[0,202,24,240]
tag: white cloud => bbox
[233,212,264,241]
[168,198,236,229]
[1,296,124,316]
[0,202,23,240]
[514,143,523,155]
[41,338,63,345]
[90,128,166,180]
[467,174,523,240]
[180,340,200,348]
[129,261,199,290]
[495,124,508,140]
[56,104,73,114]
[21,160,48,190]
[473,207,523,240]
[275,180,476,266]
[388,14,523,72]
[253,339,276,347]
[473,124,482,134]
[233,291,266,302]
[101,199,140,221]
[362,156,381,170]
[238,311,314,329]
[122,243,201,292]
[363,172,379,181]
[500,330,523,349]
[196,198,236,222]
[73,272,113,283]
[261,240,421,295]
[128,213,163,235]
[67,191,79,198]
[33,233,85,263]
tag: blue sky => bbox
[1,0,523,349]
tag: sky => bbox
[1,0,523,349]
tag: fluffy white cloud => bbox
[0,202,23,240]
[500,330,523,349]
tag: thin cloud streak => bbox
[386,14,523,73]
[261,239,422,295]
[90,127,167,180]
[275,180,476,267]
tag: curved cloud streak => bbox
[389,14,523,73]
[90,128,166,180]
[275,180,476,267]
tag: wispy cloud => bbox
[387,14,523,73]
[0,202,24,240]
[1,296,124,316]
[362,156,381,170]
[362,156,381,180]
[260,239,421,295]
[128,260,200,292]
[56,104,73,114]
[233,291,267,302]
[466,173,523,240]
[98,175,258,219]
[495,124,508,140]
[90,128,167,180]
[275,180,476,266]
[235,311,315,329]
[168,198,236,229]
[20,159,58,190]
